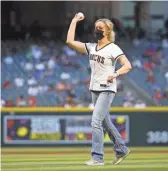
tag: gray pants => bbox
[91,91,129,162]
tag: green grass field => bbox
[1,147,168,171]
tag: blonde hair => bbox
[95,18,115,42]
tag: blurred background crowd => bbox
[1,1,168,108]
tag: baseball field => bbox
[1,147,168,171]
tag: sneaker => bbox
[85,159,104,166]
[113,150,130,165]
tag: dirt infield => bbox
[2,150,168,155]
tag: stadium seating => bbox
[1,40,168,107]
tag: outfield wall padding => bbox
[1,107,168,146]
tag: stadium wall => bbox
[18,1,66,26]
[1,107,168,147]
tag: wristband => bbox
[115,71,119,77]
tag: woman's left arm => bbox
[115,55,132,76]
[107,55,132,83]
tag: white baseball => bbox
[77,12,84,18]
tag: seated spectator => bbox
[1,97,5,107]
[28,85,39,96]
[134,99,146,108]
[165,72,168,84]
[56,82,66,92]
[153,88,163,103]
[162,38,168,48]
[31,45,42,60]
[132,58,142,69]
[14,76,24,87]
[146,71,155,84]
[16,95,27,107]
[48,56,56,70]
[163,88,168,100]
[4,56,13,65]
[24,61,34,71]
[35,60,45,71]
[27,76,37,86]
[143,61,153,71]
[27,96,37,107]
[5,98,14,107]
[60,72,71,80]
[64,96,75,108]
[123,99,134,107]
[3,78,11,88]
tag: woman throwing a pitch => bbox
[66,13,132,165]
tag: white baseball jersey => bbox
[85,42,124,93]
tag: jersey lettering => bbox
[101,57,105,64]
[97,56,100,63]
[90,54,105,64]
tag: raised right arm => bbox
[66,14,87,54]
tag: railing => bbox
[1,107,168,113]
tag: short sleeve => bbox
[111,44,124,60]
[85,43,95,55]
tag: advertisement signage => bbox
[3,115,129,144]
[1,109,168,146]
